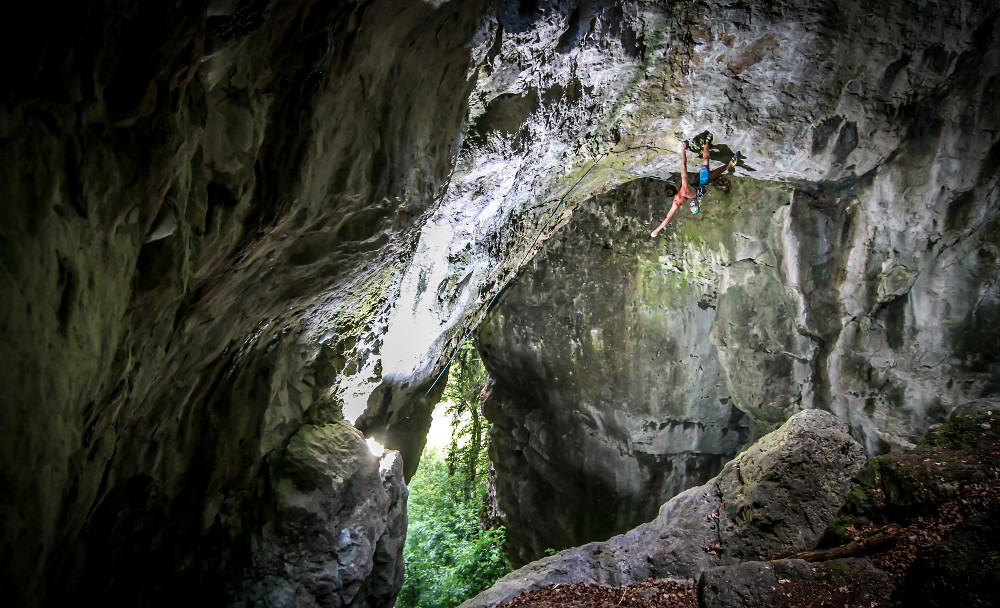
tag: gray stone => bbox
[459,410,865,608]
[478,177,785,563]
[715,410,867,562]
[698,559,814,608]
[2,0,1000,605]
[230,423,406,608]
[448,0,1000,565]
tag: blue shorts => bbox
[699,165,710,186]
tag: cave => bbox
[2,0,999,607]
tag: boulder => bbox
[715,410,868,562]
[460,410,865,608]
[232,422,407,608]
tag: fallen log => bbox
[780,525,903,562]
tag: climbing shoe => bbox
[731,151,741,166]
[690,198,700,214]
[690,131,714,151]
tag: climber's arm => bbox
[651,198,681,237]
[678,142,690,190]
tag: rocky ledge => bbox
[462,407,1000,608]
[460,409,866,607]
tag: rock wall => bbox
[234,423,407,608]
[478,177,783,563]
[1,0,495,605]
[472,0,1000,563]
[354,0,663,465]
[2,0,999,605]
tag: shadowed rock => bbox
[459,410,865,608]
[698,558,892,608]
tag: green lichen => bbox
[928,415,981,447]
[748,418,780,444]
[823,514,869,545]
[591,332,605,355]
[845,484,882,512]
[822,558,854,579]
[329,257,406,335]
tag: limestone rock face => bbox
[472,0,1000,562]
[459,410,865,608]
[354,0,661,467]
[235,423,407,608]
[1,0,492,605]
[478,177,778,563]
[3,0,1000,605]
[363,0,1000,457]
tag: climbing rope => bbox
[593,162,676,185]
[421,158,674,398]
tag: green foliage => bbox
[398,448,508,608]
[443,342,490,499]
[397,343,508,608]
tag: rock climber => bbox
[650,133,740,237]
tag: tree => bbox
[396,449,507,608]
[396,342,507,608]
[442,342,489,499]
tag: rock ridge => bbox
[460,409,865,608]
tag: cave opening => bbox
[3,0,1000,606]
[397,341,509,608]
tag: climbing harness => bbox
[421,157,679,398]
